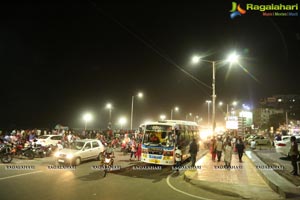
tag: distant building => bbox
[254,94,300,129]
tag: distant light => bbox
[106,103,112,109]
[242,104,250,110]
[174,107,179,111]
[119,117,127,125]
[191,55,200,64]
[219,101,223,106]
[206,100,212,104]
[137,92,143,98]
[232,101,238,106]
[160,115,166,120]
[83,113,92,122]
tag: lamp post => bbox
[206,100,212,127]
[191,52,239,134]
[83,113,92,131]
[106,103,112,129]
[130,92,143,130]
[170,106,179,120]
[186,113,192,120]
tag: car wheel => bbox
[74,157,81,166]
[96,153,102,161]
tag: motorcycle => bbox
[102,153,114,177]
[32,144,48,158]
[13,143,35,159]
[121,140,130,155]
[0,144,13,163]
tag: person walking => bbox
[210,136,217,161]
[236,137,245,162]
[174,146,182,172]
[216,137,224,162]
[129,138,137,161]
[135,141,142,161]
[224,141,233,169]
[290,136,299,176]
[189,138,199,167]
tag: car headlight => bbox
[66,154,74,159]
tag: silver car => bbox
[55,139,105,165]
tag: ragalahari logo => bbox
[230,2,246,19]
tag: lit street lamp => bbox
[170,106,179,120]
[106,103,112,129]
[119,117,127,129]
[160,114,166,120]
[83,113,92,131]
[130,92,143,130]
[191,52,239,134]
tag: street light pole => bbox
[130,92,143,130]
[206,100,211,127]
[212,61,216,134]
[130,95,134,130]
[170,106,179,120]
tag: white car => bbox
[273,135,291,146]
[275,135,300,157]
[55,139,105,166]
[36,135,63,146]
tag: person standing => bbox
[224,141,233,169]
[135,141,142,161]
[210,136,217,161]
[236,137,245,162]
[189,138,199,167]
[174,146,182,172]
[129,138,137,161]
[290,136,299,176]
[216,137,223,162]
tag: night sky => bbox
[0,1,299,130]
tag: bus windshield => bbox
[143,125,175,147]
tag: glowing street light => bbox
[83,113,93,131]
[170,106,179,120]
[191,51,239,134]
[160,114,166,120]
[119,117,127,129]
[130,92,143,130]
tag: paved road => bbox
[0,147,295,200]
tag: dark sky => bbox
[0,1,299,130]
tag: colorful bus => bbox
[141,120,199,165]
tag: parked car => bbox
[275,135,300,157]
[273,135,291,146]
[54,139,105,166]
[36,135,63,146]
[247,135,270,145]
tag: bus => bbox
[141,120,199,165]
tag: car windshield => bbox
[143,125,175,147]
[69,141,85,150]
[38,135,49,139]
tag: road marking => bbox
[166,173,213,200]
[0,171,43,181]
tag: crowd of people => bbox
[210,135,245,168]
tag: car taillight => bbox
[277,143,286,146]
